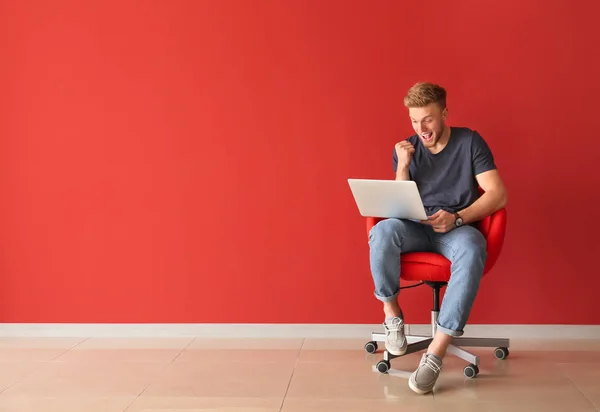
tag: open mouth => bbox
[421,132,433,142]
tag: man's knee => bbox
[369,219,407,243]
[452,228,487,264]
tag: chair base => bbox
[365,310,510,379]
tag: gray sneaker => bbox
[409,353,443,394]
[383,317,407,356]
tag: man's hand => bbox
[395,140,415,170]
[421,210,456,233]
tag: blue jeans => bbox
[368,218,487,337]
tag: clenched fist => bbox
[420,210,456,233]
[395,140,415,170]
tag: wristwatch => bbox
[454,212,464,227]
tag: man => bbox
[368,82,507,394]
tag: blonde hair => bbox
[404,82,447,109]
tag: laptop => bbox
[347,179,428,221]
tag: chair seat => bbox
[401,252,451,282]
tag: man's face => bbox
[409,103,447,148]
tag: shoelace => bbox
[384,318,404,342]
[421,355,442,374]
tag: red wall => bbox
[1,0,599,325]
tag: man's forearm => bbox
[395,166,410,180]
[458,189,507,224]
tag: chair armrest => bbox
[479,208,507,274]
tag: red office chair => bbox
[364,206,509,379]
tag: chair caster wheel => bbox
[376,360,390,374]
[494,347,509,360]
[364,341,378,354]
[464,364,479,379]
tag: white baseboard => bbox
[0,323,599,339]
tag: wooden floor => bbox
[0,337,599,411]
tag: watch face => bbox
[456,218,463,226]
